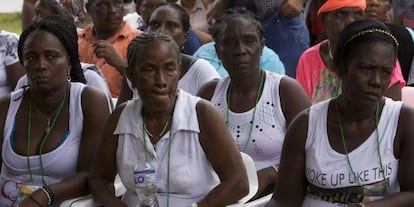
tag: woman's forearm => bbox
[366,192,414,207]
[89,176,127,207]
[197,179,249,207]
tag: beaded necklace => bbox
[226,70,264,152]
[335,97,388,193]
[142,112,173,207]
[26,90,67,184]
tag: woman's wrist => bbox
[27,194,45,207]
[29,190,49,207]
[40,185,55,205]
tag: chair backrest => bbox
[402,86,414,106]
[226,152,259,206]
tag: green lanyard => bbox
[226,70,264,152]
[26,90,67,184]
[335,96,387,193]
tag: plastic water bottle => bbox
[133,162,159,207]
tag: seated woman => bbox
[193,0,285,77]
[88,32,248,206]
[197,8,310,198]
[0,16,110,207]
[126,0,203,55]
[266,19,414,207]
[117,2,219,104]
[16,0,113,111]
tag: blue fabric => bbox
[193,42,285,77]
[184,30,202,55]
[261,12,310,78]
[139,25,202,55]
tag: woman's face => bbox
[129,40,181,111]
[147,6,188,47]
[323,7,364,42]
[340,41,395,105]
[364,0,391,22]
[137,0,166,24]
[215,16,264,78]
[22,30,70,92]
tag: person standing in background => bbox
[22,0,87,29]
[0,30,25,97]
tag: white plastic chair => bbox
[226,152,259,206]
[240,193,272,207]
[60,152,258,207]
[402,86,414,106]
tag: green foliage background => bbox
[0,12,22,35]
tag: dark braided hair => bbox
[212,7,263,43]
[147,3,191,32]
[18,15,86,83]
[127,31,181,70]
[333,19,398,77]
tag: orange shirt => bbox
[78,22,141,98]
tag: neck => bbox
[180,54,191,79]
[93,27,120,40]
[229,70,263,94]
[30,84,68,116]
[336,96,379,122]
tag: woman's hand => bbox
[93,40,127,75]
[254,167,278,200]
[19,190,48,207]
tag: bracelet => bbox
[271,165,279,174]
[40,185,54,205]
[27,194,45,207]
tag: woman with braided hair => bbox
[89,31,248,207]
[0,16,110,207]
[266,19,414,207]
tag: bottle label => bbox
[134,168,156,185]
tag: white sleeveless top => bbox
[210,71,286,170]
[0,82,86,207]
[178,58,220,95]
[115,89,219,207]
[303,98,401,206]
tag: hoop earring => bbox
[67,70,71,82]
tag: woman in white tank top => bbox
[0,17,110,207]
[266,20,414,207]
[197,7,310,199]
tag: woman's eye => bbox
[24,55,35,62]
[47,55,57,59]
